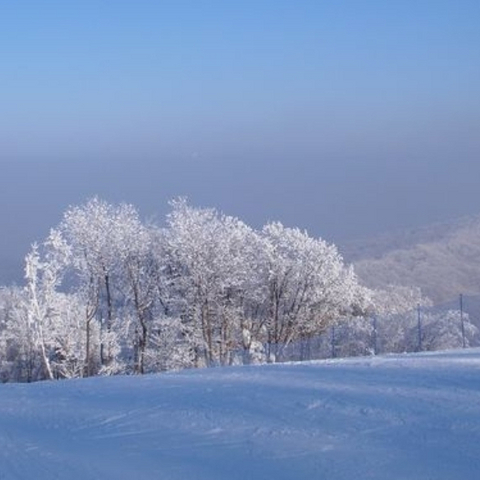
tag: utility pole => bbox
[331,326,336,358]
[417,303,422,352]
[460,293,466,348]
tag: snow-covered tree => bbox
[259,222,366,361]
[370,285,431,353]
[164,199,260,366]
[58,197,141,372]
[118,222,158,374]
[0,286,34,382]
[22,231,72,380]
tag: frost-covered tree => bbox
[164,199,261,366]
[259,222,366,361]
[143,316,195,372]
[58,197,142,372]
[419,310,478,350]
[23,231,72,380]
[0,286,34,382]
[368,284,479,353]
[331,316,375,358]
[371,285,431,353]
[118,222,159,374]
[382,308,478,353]
[0,230,90,381]
[372,285,431,317]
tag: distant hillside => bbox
[340,214,480,305]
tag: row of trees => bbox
[0,198,369,381]
[0,198,476,383]
[281,304,478,361]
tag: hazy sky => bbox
[1,1,480,282]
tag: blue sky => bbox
[1,1,480,281]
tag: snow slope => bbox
[1,350,480,480]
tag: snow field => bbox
[1,349,480,479]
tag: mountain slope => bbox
[341,214,480,304]
[1,350,480,480]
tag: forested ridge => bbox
[342,215,480,304]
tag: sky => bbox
[1,0,479,283]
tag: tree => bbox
[164,199,259,366]
[118,222,158,374]
[371,285,431,353]
[0,286,34,382]
[259,222,366,361]
[59,197,140,372]
[23,231,71,380]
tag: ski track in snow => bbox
[1,350,480,479]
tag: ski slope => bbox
[1,350,480,480]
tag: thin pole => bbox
[417,303,422,352]
[372,315,378,355]
[460,293,466,348]
[331,326,336,358]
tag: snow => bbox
[1,350,480,479]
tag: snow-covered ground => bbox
[1,350,480,480]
